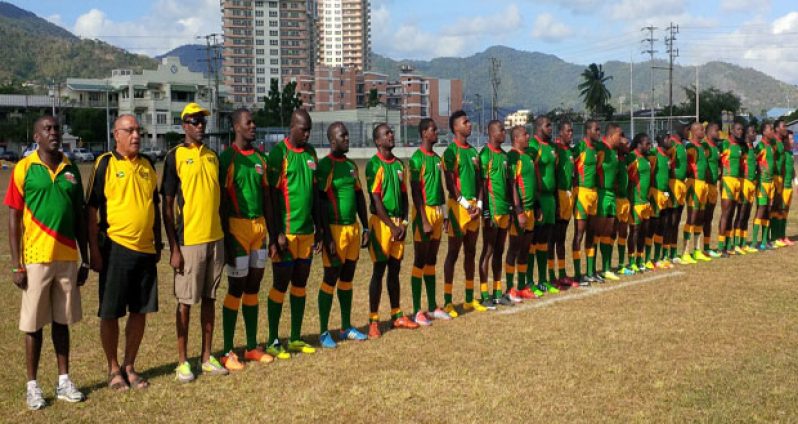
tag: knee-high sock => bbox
[318,282,335,334]
[266,288,285,346]
[411,266,423,314]
[289,286,306,342]
[241,293,259,350]
[222,294,241,353]
[337,281,353,329]
[423,265,437,312]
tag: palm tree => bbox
[578,63,613,118]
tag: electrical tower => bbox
[198,33,223,147]
[665,22,679,126]
[489,57,501,120]
[641,26,658,134]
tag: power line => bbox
[665,22,679,125]
[641,25,658,134]
[489,57,501,121]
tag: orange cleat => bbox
[368,322,381,340]
[221,351,245,371]
[517,287,536,300]
[244,346,274,364]
[392,315,420,329]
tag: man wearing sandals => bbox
[6,116,88,409]
[87,114,162,391]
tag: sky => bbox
[9,0,798,84]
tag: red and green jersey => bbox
[480,144,511,216]
[774,137,786,177]
[784,148,795,183]
[409,147,444,207]
[529,136,556,193]
[554,140,575,190]
[267,138,317,235]
[596,139,618,191]
[756,138,776,183]
[686,139,708,181]
[668,136,688,180]
[742,143,758,182]
[703,139,720,183]
[317,154,362,225]
[719,139,743,178]
[4,151,83,264]
[366,152,407,218]
[627,150,651,205]
[508,148,536,211]
[442,139,480,200]
[616,153,629,199]
[574,138,598,189]
[650,147,671,191]
[220,145,269,220]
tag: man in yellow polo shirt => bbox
[5,116,88,410]
[87,114,162,391]
[162,103,227,382]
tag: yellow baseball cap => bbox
[180,102,210,120]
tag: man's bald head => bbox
[289,108,312,147]
[291,109,311,128]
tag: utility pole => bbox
[198,33,222,148]
[489,57,501,121]
[665,22,679,128]
[474,93,482,144]
[641,26,658,135]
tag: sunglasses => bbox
[184,116,207,126]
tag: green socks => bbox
[222,294,240,354]
[266,288,284,346]
[423,268,437,311]
[318,282,335,333]
[241,293,259,350]
[411,266,423,313]
[338,282,353,329]
[289,287,306,342]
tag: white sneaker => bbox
[56,378,85,403]
[429,307,452,321]
[413,311,432,326]
[26,383,46,410]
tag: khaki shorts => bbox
[20,262,82,332]
[175,239,224,305]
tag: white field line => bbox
[497,271,686,315]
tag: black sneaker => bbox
[592,273,605,283]
[579,275,592,287]
[497,294,514,306]
[480,298,497,310]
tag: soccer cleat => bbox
[744,245,759,253]
[340,327,368,341]
[619,267,635,276]
[479,298,498,310]
[319,331,338,349]
[720,251,730,258]
[774,239,787,248]
[175,361,195,383]
[757,243,768,251]
[645,261,656,270]
[517,287,536,299]
[463,299,488,312]
[602,271,620,281]
[630,263,641,274]
[498,294,515,306]
[266,340,291,360]
[221,351,245,371]
[413,311,432,326]
[442,303,459,318]
[661,260,674,269]
[506,288,523,303]
[706,249,722,258]
[26,383,46,410]
[368,322,381,339]
[55,378,85,403]
[783,238,795,246]
[533,286,546,296]
[244,346,275,363]
[578,275,592,287]
[429,308,453,321]
[734,246,747,255]
[287,340,316,354]
[680,253,698,264]
[201,355,229,376]
[672,257,682,265]
[542,282,560,293]
[559,276,579,288]
[393,315,420,329]
[693,250,711,262]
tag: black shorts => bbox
[98,237,158,319]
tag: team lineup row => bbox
[7,102,794,410]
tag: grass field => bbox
[1,160,797,422]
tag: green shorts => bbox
[536,192,556,225]
[597,189,616,217]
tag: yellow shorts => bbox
[721,176,742,202]
[369,215,405,262]
[758,181,775,206]
[631,203,652,225]
[774,175,784,195]
[707,182,718,205]
[412,204,444,242]
[687,178,708,209]
[447,198,480,237]
[615,198,631,223]
[487,214,510,230]
[271,233,314,263]
[648,188,670,216]
[226,217,268,276]
[574,187,598,220]
[669,178,687,207]
[783,188,793,211]
[510,210,535,236]
[323,224,361,267]
[558,190,574,221]
[742,179,757,204]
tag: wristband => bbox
[458,196,470,209]
[11,267,25,273]
[476,200,483,210]
[80,262,90,269]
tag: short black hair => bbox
[631,132,649,150]
[487,120,503,132]
[511,125,527,140]
[372,122,390,143]
[585,119,599,131]
[774,119,785,129]
[449,110,467,132]
[558,121,572,131]
[327,121,346,142]
[418,118,435,137]
[230,107,251,126]
[534,116,550,131]
[605,122,621,134]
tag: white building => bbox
[63,57,227,148]
[504,109,532,128]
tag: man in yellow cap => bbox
[162,103,227,382]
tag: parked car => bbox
[72,148,95,162]
[22,144,75,161]
[140,146,165,162]
[0,150,19,162]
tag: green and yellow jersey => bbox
[409,147,445,207]
[668,136,688,180]
[480,143,511,216]
[529,136,557,194]
[742,143,758,182]
[757,138,776,183]
[719,139,743,178]
[703,138,721,184]
[267,138,318,235]
[442,139,480,200]
[773,137,786,178]
[627,150,651,205]
[366,152,407,218]
[220,145,269,220]
[508,148,536,211]
[317,154,362,225]
[554,140,575,190]
[616,152,629,199]
[574,138,598,189]
[596,139,619,191]
[651,147,671,192]
[686,139,708,181]
[4,151,83,264]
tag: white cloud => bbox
[531,13,572,42]
[69,0,221,56]
[45,14,64,27]
[442,4,522,36]
[720,0,769,12]
[609,0,685,22]
[536,0,605,15]
[772,11,798,34]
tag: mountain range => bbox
[3,1,796,116]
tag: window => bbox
[134,89,146,98]
[270,40,278,45]
[256,58,265,65]
[257,87,266,93]
[271,68,279,74]
[256,39,264,45]
[255,19,263,26]
[256,30,264,36]
[269,20,278,27]
[270,59,278,64]
[157,113,167,125]
[257,77,265,83]
[268,1,277,7]
[270,30,278,36]
[255,10,264,17]
[256,49,264,55]
[269,11,277,17]
[257,67,265,74]
[270,49,278,55]
[255,0,263,6]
